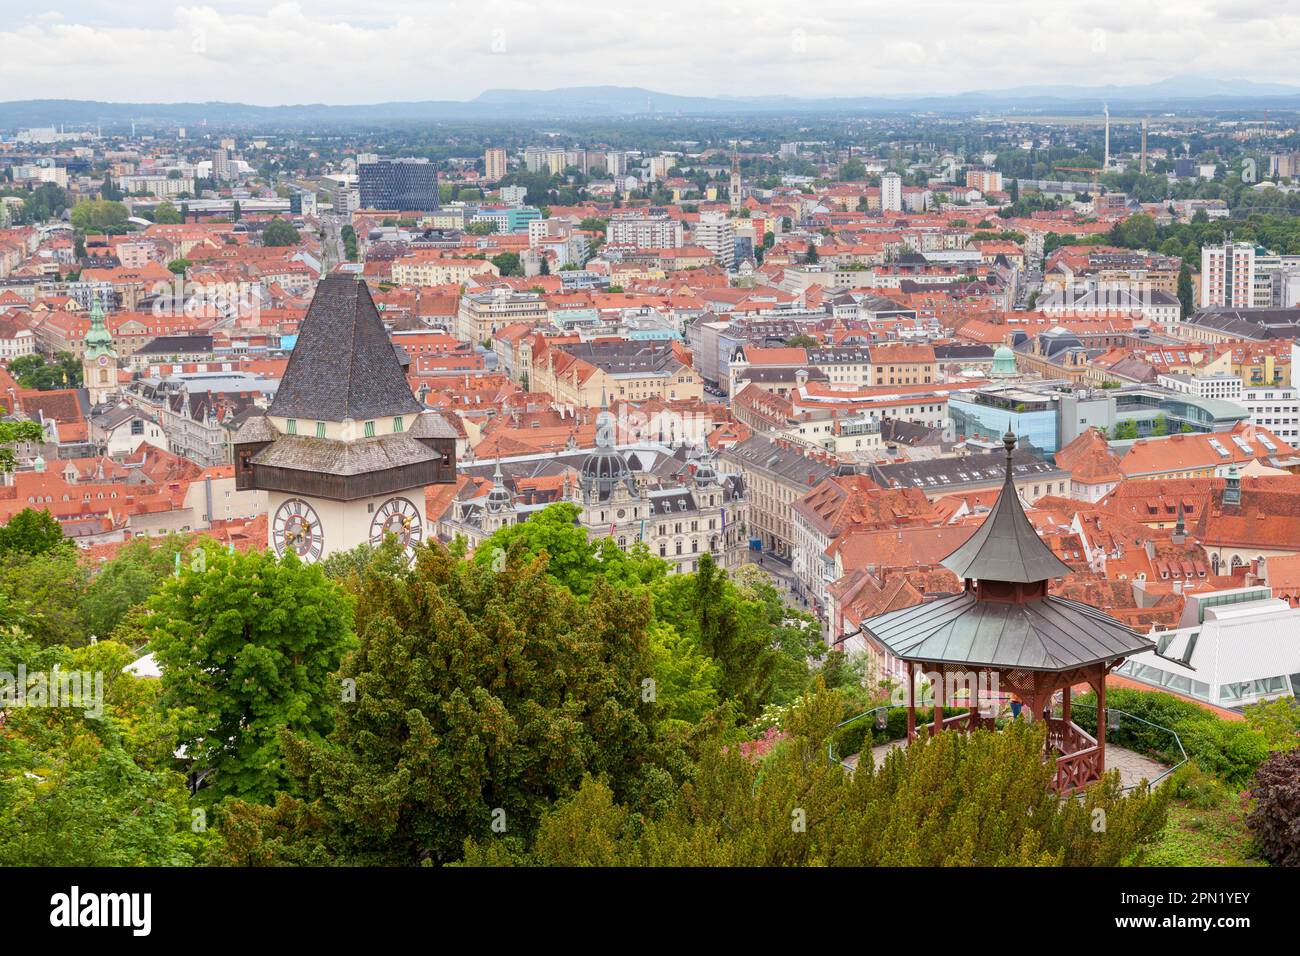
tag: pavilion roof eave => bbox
[859,592,1156,673]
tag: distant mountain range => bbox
[4,77,1300,128]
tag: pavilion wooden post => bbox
[1062,683,1071,726]
[970,670,980,730]
[1095,671,1107,775]
[906,661,915,741]
[933,667,944,737]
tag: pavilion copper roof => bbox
[939,432,1072,584]
[860,590,1155,671]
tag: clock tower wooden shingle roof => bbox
[269,275,423,423]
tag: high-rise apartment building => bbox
[484,147,507,182]
[1201,241,1256,309]
[694,211,735,269]
[523,148,568,175]
[607,213,684,249]
[881,171,903,213]
[965,167,1003,193]
[358,158,440,212]
[212,148,233,182]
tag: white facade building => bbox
[1241,385,1300,443]
[880,172,903,213]
[606,214,683,249]
[1200,241,1256,309]
[693,212,735,269]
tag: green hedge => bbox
[833,706,967,760]
[835,688,1278,789]
[1072,687,1271,788]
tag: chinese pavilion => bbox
[859,431,1156,792]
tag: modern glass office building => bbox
[949,388,1061,453]
[949,384,1251,456]
[358,159,440,212]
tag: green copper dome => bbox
[84,301,114,358]
[991,344,1017,376]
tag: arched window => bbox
[1231,555,1243,571]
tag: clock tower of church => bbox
[82,302,117,406]
[232,276,458,563]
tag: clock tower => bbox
[82,301,117,406]
[232,276,457,564]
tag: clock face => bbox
[272,498,323,563]
[370,496,422,560]
[97,355,109,367]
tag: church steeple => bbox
[84,301,113,358]
[82,300,118,405]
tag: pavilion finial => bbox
[1002,430,1016,478]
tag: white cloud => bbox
[0,1,1297,104]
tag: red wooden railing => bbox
[1045,717,1102,793]
[906,713,1103,793]
[908,709,997,741]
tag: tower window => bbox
[286,419,297,435]
[315,421,326,438]
[364,420,376,437]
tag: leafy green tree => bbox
[655,553,777,715]
[261,218,300,247]
[153,201,183,224]
[0,420,43,474]
[70,199,128,232]
[213,541,669,865]
[0,507,70,558]
[146,545,355,804]
[785,334,820,348]
[0,636,208,866]
[1177,261,1195,317]
[650,620,721,726]
[167,258,191,275]
[7,352,82,390]
[491,251,522,276]
[0,550,87,648]
[1243,696,1300,751]
[805,242,819,264]
[471,502,665,596]
[79,533,191,641]
[839,158,867,181]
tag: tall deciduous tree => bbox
[214,543,668,865]
[146,545,355,804]
[0,507,69,558]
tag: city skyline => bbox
[3,3,1300,105]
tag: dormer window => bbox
[393,417,404,433]
[286,419,297,435]
[315,421,326,438]
[364,420,376,438]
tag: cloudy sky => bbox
[1,2,1298,105]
